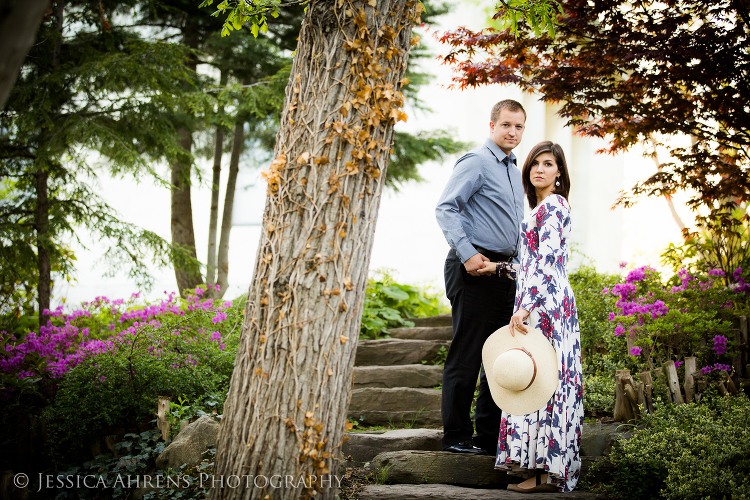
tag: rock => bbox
[349,410,442,427]
[355,339,450,366]
[410,315,453,328]
[580,423,622,457]
[342,429,443,465]
[155,416,219,470]
[349,388,442,427]
[350,388,441,413]
[386,327,453,341]
[359,484,603,499]
[368,450,513,487]
[352,365,443,389]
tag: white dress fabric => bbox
[494,194,584,492]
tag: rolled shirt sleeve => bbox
[435,138,525,263]
[435,152,485,262]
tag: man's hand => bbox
[464,253,489,276]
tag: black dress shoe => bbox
[443,441,488,455]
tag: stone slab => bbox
[342,429,443,464]
[352,364,443,389]
[368,450,513,487]
[355,339,450,366]
[350,388,441,412]
[360,484,602,500]
[386,326,453,341]
[348,409,443,427]
[410,315,453,328]
[155,416,219,470]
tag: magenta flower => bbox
[629,346,642,356]
[712,335,728,355]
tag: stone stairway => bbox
[344,314,614,499]
[349,314,451,427]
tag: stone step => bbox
[367,451,512,487]
[342,429,443,466]
[386,326,453,341]
[366,451,606,492]
[352,364,443,389]
[348,388,442,427]
[410,314,452,328]
[359,484,603,500]
[355,339,450,366]
[341,423,621,468]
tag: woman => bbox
[478,141,583,493]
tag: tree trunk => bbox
[34,0,63,325]
[207,71,228,289]
[171,128,203,295]
[215,116,244,299]
[36,169,50,326]
[0,0,51,110]
[171,22,202,296]
[209,1,420,499]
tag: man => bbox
[435,99,526,455]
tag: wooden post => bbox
[622,372,640,418]
[157,396,171,441]
[717,381,729,396]
[653,366,671,403]
[614,369,635,421]
[664,361,684,404]
[683,357,697,403]
[740,316,748,345]
[639,371,655,414]
[637,381,646,410]
[719,370,739,395]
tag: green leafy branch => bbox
[198,0,308,37]
[494,0,564,37]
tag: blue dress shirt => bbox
[435,137,525,263]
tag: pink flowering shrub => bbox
[0,285,243,465]
[607,266,742,377]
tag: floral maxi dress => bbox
[494,194,583,492]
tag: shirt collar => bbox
[484,137,517,166]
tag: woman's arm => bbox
[516,196,569,316]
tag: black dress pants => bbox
[441,249,515,454]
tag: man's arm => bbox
[435,153,486,270]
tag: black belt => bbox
[473,246,514,263]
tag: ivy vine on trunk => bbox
[209,1,421,499]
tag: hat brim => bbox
[482,324,559,415]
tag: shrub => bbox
[582,373,615,416]
[607,266,741,375]
[605,391,750,500]
[0,286,243,465]
[569,266,620,376]
[360,269,448,339]
[43,308,239,465]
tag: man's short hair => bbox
[490,99,527,123]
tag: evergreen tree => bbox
[0,0,205,327]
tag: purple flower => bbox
[602,287,610,295]
[708,269,725,277]
[712,335,728,355]
[614,324,625,336]
[608,312,616,321]
[674,360,683,369]
[626,268,646,283]
[733,267,743,282]
[629,346,642,356]
[619,261,628,269]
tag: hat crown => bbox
[493,348,535,392]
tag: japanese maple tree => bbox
[438,0,750,224]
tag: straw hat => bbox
[482,325,559,415]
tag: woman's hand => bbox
[508,308,530,337]
[476,262,497,275]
